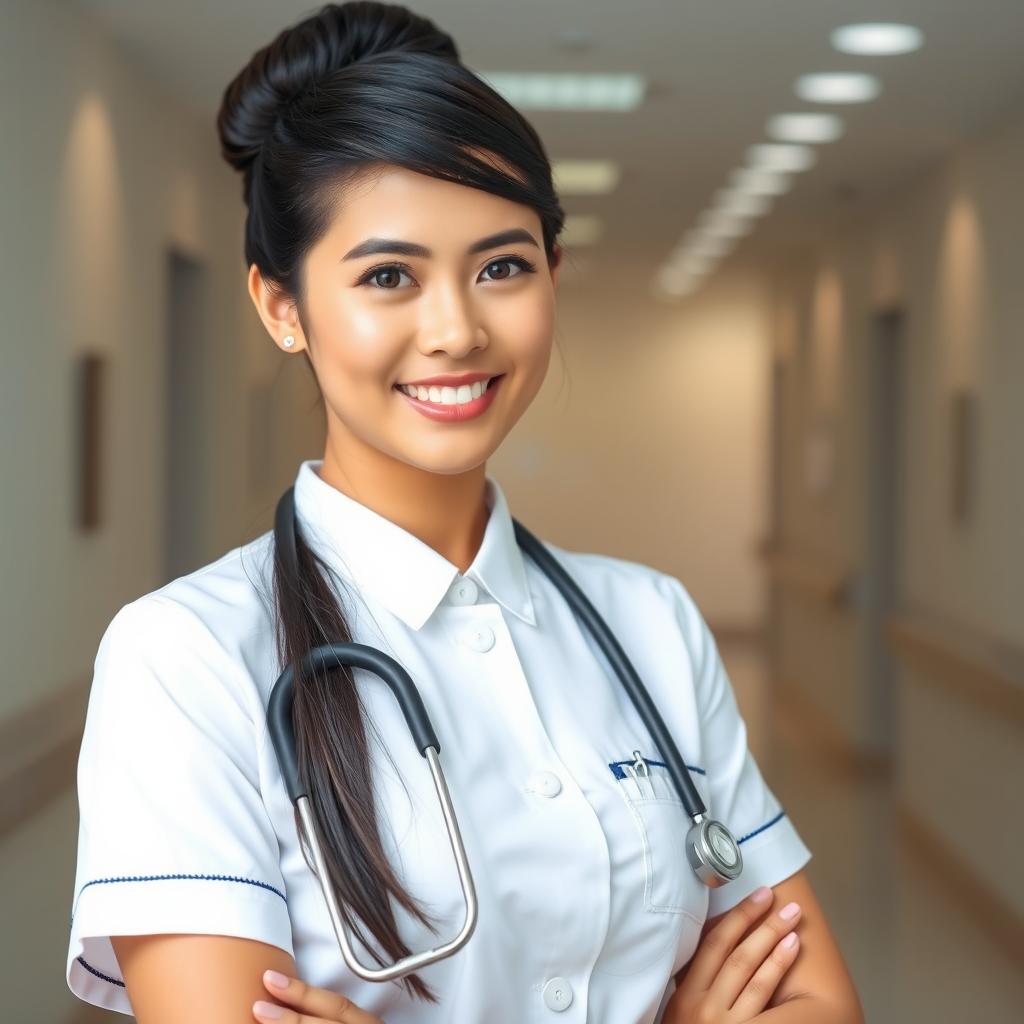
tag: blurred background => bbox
[2,0,1022,1020]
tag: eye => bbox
[481,256,537,282]
[356,256,537,290]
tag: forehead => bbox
[320,163,539,252]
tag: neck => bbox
[317,439,489,575]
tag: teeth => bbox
[400,378,494,405]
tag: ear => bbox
[550,244,563,290]
[247,263,307,353]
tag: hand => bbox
[253,969,385,1023]
[663,885,802,1023]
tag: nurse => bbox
[66,2,863,1022]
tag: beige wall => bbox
[496,260,772,631]
[0,2,306,1020]
[770,112,1024,918]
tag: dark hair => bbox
[216,1,565,1002]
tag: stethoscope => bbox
[266,485,742,984]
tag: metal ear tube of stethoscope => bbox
[268,644,479,982]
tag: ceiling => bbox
[72,0,1024,281]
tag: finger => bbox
[682,885,776,992]
[730,930,801,1018]
[709,899,803,1011]
[255,970,383,1023]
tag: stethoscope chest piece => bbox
[686,814,743,887]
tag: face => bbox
[250,161,561,479]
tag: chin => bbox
[400,446,496,477]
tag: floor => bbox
[719,641,1024,1023]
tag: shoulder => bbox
[146,529,276,623]
[538,539,709,649]
[97,530,277,684]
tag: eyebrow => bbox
[341,228,540,262]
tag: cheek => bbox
[317,306,404,387]
[507,296,555,381]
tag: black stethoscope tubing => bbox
[266,485,742,983]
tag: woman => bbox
[66,3,863,1022]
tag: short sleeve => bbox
[66,597,293,1016]
[666,576,812,918]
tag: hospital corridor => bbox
[2,1,1022,1022]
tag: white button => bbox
[525,771,562,798]
[542,976,573,1011]
[457,624,495,652]
[447,577,478,606]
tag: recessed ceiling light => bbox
[685,234,732,260]
[795,73,881,104]
[702,214,754,239]
[714,190,773,217]
[831,23,923,56]
[669,245,717,272]
[551,160,622,195]
[658,266,699,297]
[477,72,646,111]
[746,143,817,173]
[767,113,845,143]
[730,168,792,195]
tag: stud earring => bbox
[282,335,295,349]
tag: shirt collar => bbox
[291,459,537,631]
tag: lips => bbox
[395,373,504,422]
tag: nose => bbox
[416,284,489,359]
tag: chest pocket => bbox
[610,753,710,917]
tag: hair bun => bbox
[217,1,459,175]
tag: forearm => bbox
[755,993,865,1024]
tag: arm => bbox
[683,869,864,1022]
[111,934,298,1023]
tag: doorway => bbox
[163,247,208,583]
[862,306,908,760]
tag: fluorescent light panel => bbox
[731,167,792,195]
[551,160,622,195]
[714,190,773,217]
[767,113,844,143]
[831,23,923,56]
[478,72,646,111]
[795,73,881,104]
[747,143,817,173]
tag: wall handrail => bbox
[886,611,1024,728]
[758,539,853,608]
[0,677,88,840]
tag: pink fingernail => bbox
[253,1001,283,1020]
[749,886,772,904]
[782,932,798,949]
[265,970,289,989]
[778,901,800,920]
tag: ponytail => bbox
[272,509,442,1001]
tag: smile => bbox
[393,375,504,422]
